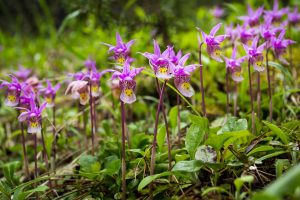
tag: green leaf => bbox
[78,155,101,179]
[25,185,49,198]
[189,114,209,128]
[255,151,287,164]
[217,117,248,134]
[202,186,230,197]
[206,130,251,151]
[185,124,206,159]
[275,159,290,178]
[234,175,254,192]
[195,145,216,163]
[246,145,274,156]
[259,163,300,198]
[263,121,289,144]
[157,124,166,153]
[268,61,293,83]
[169,106,178,129]
[172,160,203,172]
[138,172,172,191]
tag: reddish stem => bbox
[247,59,255,134]
[121,101,126,200]
[199,42,206,117]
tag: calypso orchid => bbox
[237,24,256,45]
[40,80,61,108]
[198,23,227,62]
[0,75,23,106]
[260,18,283,48]
[141,40,174,79]
[239,5,264,27]
[13,65,32,82]
[264,0,288,25]
[223,46,247,82]
[17,96,47,134]
[212,6,224,19]
[101,32,135,64]
[271,29,296,65]
[111,59,144,104]
[173,53,199,97]
[65,80,90,105]
[288,6,300,26]
[225,23,239,43]
[243,36,266,72]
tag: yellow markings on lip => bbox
[92,86,98,93]
[247,40,252,46]
[182,82,191,90]
[117,56,125,64]
[45,97,52,104]
[125,89,133,97]
[214,49,221,56]
[255,61,263,67]
[159,67,168,74]
[30,121,39,128]
[80,92,88,101]
[234,71,241,77]
[7,95,17,102]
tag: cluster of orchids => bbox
[0,66,60,182]
[197,0,296,134]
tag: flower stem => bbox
[247,59,255,134]
[234,82,238,117]
[257,72,261,119]
[120,101,126,200]
[89,84,95,156]
[150,80,167,195]
[266,49,273,122]
[34,133,39,199]
[51,106,57,186]
[226,68,230,116]
[155,78,172,171]
[20,122,29,178]
[199,42,206,117]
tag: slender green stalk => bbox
[199,42,206,117]
[266,48,273,122]
[120,101,126,200]
[41,126,49,170]
[247,59,255,134]
[150,80,167,196]
[20,121,29,178]
[257,72,261,119]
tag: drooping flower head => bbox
[271,30,296,65]
[82,59,115,97]
[239,5,264,27]
[198,23,227,62]
[167,47,182,66]
[237,24,256,45]
[212,6,224,19]
[141,40,174,79]
[101,32,135,64]
[40,80,60,108]
[223,46,247,82]
[111,59,144,104]
[173,53,199,97]
[260,18,283,48]
[65,80,90,105]
[12,65,32,82]
[243,36,266,72]
[0,75,23,106]
[17,96,46,134]
[288,6,300,26]
[225,23,239,43]
[264,0,288,25]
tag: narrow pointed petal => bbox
[210,23,222,36]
